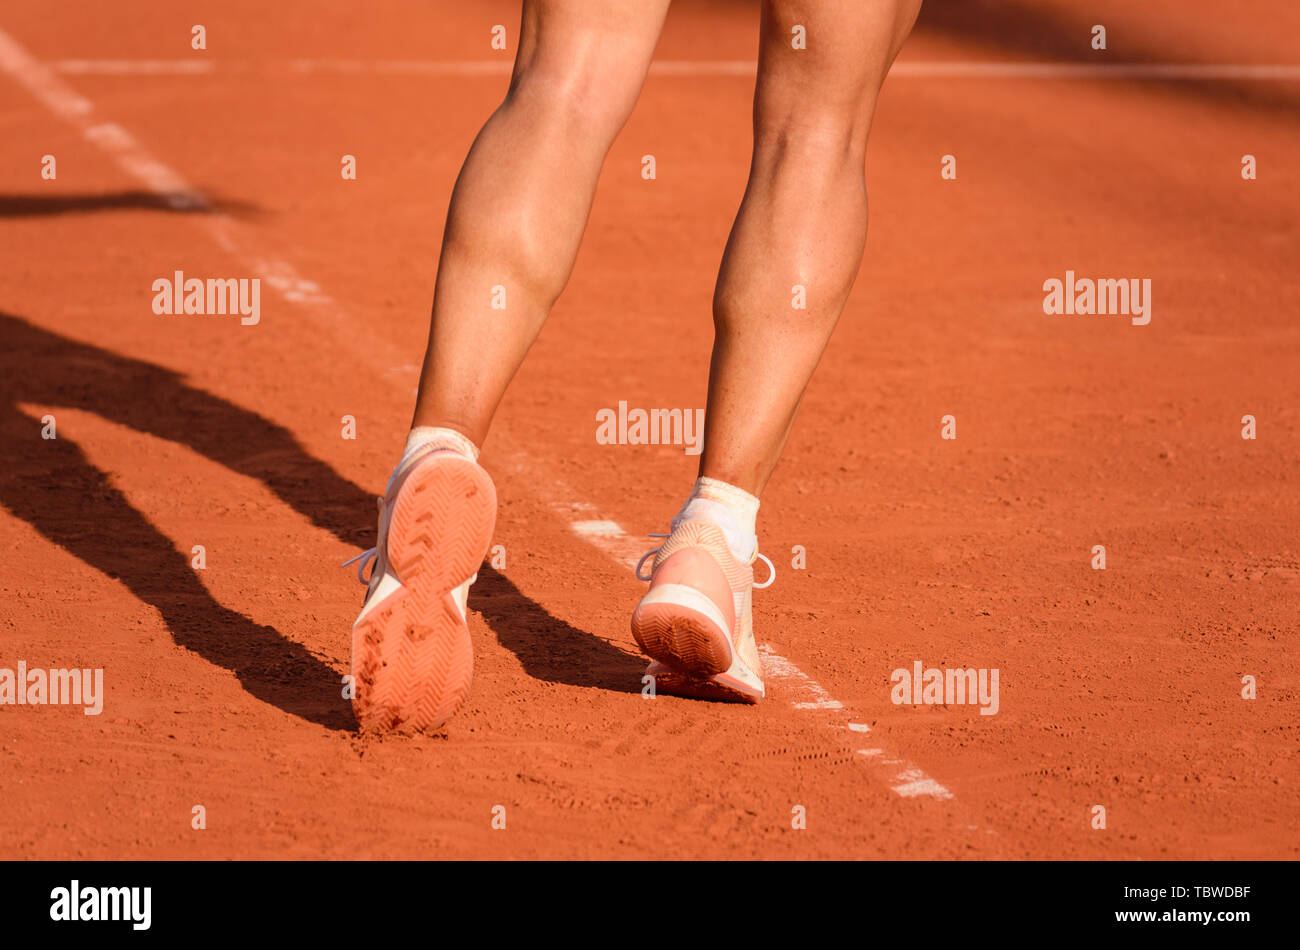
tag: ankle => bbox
[402,426,480,466]
[672,476,760,562]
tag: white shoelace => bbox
[341,494,387,584]
[633,532,671,581]
[635,531,775,589]
[341,547,377,584]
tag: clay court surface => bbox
[1,0,1296,859]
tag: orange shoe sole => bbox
[630,595,733,677]
[351,456,496,734]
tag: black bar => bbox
[0,860,1286,937]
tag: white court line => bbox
[0,30,365,327]
[4,27,953,802]
[55,58,216,75]
[530,483,953,801]
[758,647,844,710]
[568,519,647,569]
[892,770,955,799]
[49,57,1300,80]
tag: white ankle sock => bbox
[401,426,480,469]
[672,476,760,562]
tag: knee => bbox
[752,102,873,175]
[505,55,643,146]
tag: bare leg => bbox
[700,0,923,494]
[411,0,672,444]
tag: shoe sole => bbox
[351,456,496,733]
[630,583,734,676]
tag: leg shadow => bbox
[0,399,354,730]
[0,190,258,218]
[1,310,640,719]
[471,565,646,694]
[3,310,371,548]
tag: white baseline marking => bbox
[893,770,955,800]
[48,58,1300,81]
[892,61,1300,80]
[0,27,369,341]
[55,58,216,75]
[5,27,953,802]
[527,480,953,800]
[759,646,844,710]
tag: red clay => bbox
[0,1,1296,859]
